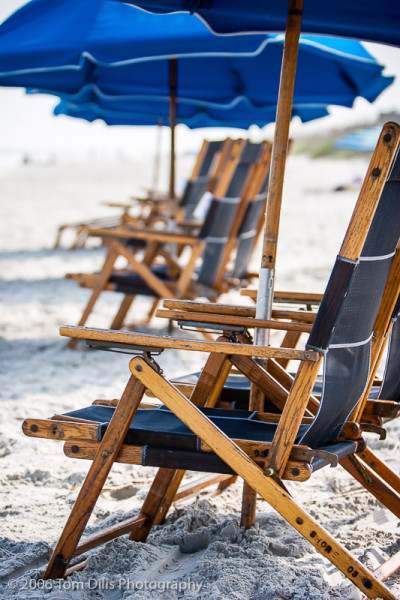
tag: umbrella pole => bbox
[169,57,177,209]
[254,0,303,346]
[151,118,163,198]
[241,0,304,531]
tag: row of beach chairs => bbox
[23,123,400,598]
[64,138,273,344]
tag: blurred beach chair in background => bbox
[65,139,272,346]
[53,138,226,249]
[22,123,400,598]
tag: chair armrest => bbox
[241,288,323,306]
[85,226,201,246]
[161,299,316,323]
[155,309,313,333]
[100,201,132,209]
[60,326,319,361]
[179,220,202,228]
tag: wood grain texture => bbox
[340,122,400,260]
[261,0,304,271]
[59,326,320,361]
[340,454,400,518]
[155,309,312,332]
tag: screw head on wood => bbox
[101,450,109,459]
[264,467,275,477]
[135,365,143,372]
[30,424,38,433]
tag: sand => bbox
[0,153,399,599]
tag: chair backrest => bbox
[195,141,267,288]
[231,167,270,279]
[179,139,225,220]
[378,296,400,401]
[299,124,400,448]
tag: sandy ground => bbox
[0,153,399,599]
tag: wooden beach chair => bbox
[23,123,400,598]
[65,140,272,345]
[53,138,226,249]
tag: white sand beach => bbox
[0,152,399,599]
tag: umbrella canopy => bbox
[0,1,392,111]
[118,1,400,47]
[53,96,329,129]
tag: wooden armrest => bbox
[179,220,202,228]
[100,201,132,209]
[60,326,319,361]
[240,288,323,305]
[155,309,313,333]
[161,299,316,323]
[85,226,200,246]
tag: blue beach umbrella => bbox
[53,96,329,128]
[0,1,391,112]
[117,1,400,47]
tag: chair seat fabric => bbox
[63,404,356,474]
[110,265,173,296]
[173,371,381,407]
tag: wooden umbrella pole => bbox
[169,57,177,208]
[254,0,303,346]
[151,118,163,197]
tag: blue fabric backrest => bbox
[301,146,400,447]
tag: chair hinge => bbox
[360,423,387,440]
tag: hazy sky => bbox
[0,0,400,159]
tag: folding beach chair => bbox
[23,123,400,598]
[65,140,271,345]
[53,138,226,249]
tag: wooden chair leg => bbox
[340,454,400,518]
[374,549,400,582]
[110,295,136,330]
[43,376,145,579]
[68,244,119,349]
[130,469,186,539]
[241,384,265,528]
[358,447,400,495]
[53,226,66,249]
